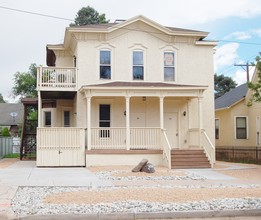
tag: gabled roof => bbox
[215,83,248,110]
[0,103,24,126]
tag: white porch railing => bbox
[201,130,215,167]
[37,127,85,149]
[91,128,126,149]
[37,67,77,91]
[90,127,162,150]
[161,129,171,169]
[130,128,161,150]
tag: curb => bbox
[14,209,261,220]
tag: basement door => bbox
[164,112,178,148]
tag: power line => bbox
[0,5,74,22]
[217,39,261,46]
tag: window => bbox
[164,52,175,81]
[215,119,220,139]
[44,111,51,127]
[64,111,70,127]
[236,117,247,139]
[100,50,111,79]
[133,51,144,80]
[99,104,110,137]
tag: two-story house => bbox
[36,15,216,168]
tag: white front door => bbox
[164,112,178,148]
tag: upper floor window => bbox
[133,51,144,80]
[64,111,70,127]
[100,50,111,79]
[235,116,247,139]
[164,52,175,81]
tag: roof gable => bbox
[215,83,248,110]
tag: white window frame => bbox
[163,51,175,82]
[43,110,52,127]
[132,50,144,80]
[99,50,111,80]
[62,107,72,127]
[234,116,248,139]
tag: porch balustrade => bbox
[37,67,77,91]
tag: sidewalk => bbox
[0,159,261,219]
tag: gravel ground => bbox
[11,163,261,217]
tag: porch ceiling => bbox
[40,91,76,99]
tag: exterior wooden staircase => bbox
[171,149,211,169]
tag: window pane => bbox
[133,66,144,79]
[64,111,70,127]
[100,51,111,64]
[45,112,51,126]
[164,52,174,66]
[237,128,247,139]
[100,66,111,79]
[99,122,110,127]
[133,51,143,65]
[100,105,110,120]
[164,67,175,81]
[237,117,246,128]
[215,119,219,129]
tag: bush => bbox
[1,127,10,137]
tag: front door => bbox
[164,112,178,148]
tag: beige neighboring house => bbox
[215,68,261,148]
[36,15,217,168]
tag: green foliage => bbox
[3,153,20,158]
[214,74,237,99]
[247,53,261,106]
[70,6,109,26]
[1,127,10,137]
[0,93,5,103]
[28,109,38,120]
[12,63,37,98]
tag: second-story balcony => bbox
[37,67,77,91]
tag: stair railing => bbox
[161,129,171,169]
[201,129,215,167]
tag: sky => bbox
[1,0,261,102]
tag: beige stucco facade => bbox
[37,16,217,167]
[215,69,261,148]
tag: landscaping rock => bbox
[141,163,155,173]
[132,159,148,172]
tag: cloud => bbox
[232,67,255,85]
[214,43,239,71]
[224,31,252,40]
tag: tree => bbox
[214,74,237,99]
[0,93,5,103]
[70,6,109,26]
[247,53,261,106]
[1,127,10,137]
[12,63,37,98]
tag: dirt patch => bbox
[217,168,261,181]
[88,166,187,177]
[44,187,261,205]
[0,158,18,168]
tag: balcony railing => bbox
[37,67,77,91]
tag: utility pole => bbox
[234,62,255,82]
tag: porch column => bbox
[159,96,164,129]
[86,96,92,150]
[125,96,130,150]
[38,91,41,127]
[198,96,203,148]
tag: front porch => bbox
[36,127,214,168]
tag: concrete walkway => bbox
[0,159,261,219]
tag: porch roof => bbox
[80,81,208,98]
[81,81,207,89]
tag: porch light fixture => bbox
[124,111,126,116]
[183,111,186,116]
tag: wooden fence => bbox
[0,137,13,158]
[216,147,261,164]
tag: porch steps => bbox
[171,149,211,169]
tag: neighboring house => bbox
[0,103,23,137]
[36,15,216,168]
[215,68,261,148]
